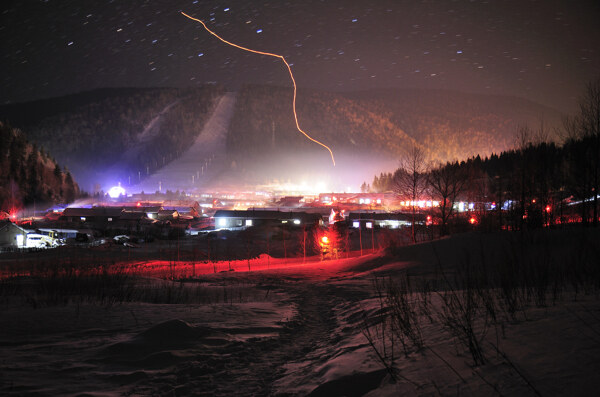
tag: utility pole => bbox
[303,225,306,263]
[359,212,363,256]
[371,221,375,253]
[272,120,276,149]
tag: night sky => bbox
[2,0,599,113]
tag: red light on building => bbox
[321,236,329,244]
[545,205,551,213]
[469,217,477,225]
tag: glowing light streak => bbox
[181,11,336,166]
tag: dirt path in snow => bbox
[121,276,368,396]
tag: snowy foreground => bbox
[1,230,600,396]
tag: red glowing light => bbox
[137,202,141,207]
[321,236,329,244]
[469,217,477,225]
[8,207,18,220]
[181,11,335,166]
[545,205,551,213]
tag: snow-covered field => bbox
[1,229,600,396]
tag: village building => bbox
[125,206,163,220]
[60,207,125,224]
[0,220,28,248]
[108,211,156,234]
[318,192,396,207]
[348,212,422,229]
[162,200,201,218]
[214,209,323,230]
[157,209,179,221]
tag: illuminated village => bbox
[0,175,566,249]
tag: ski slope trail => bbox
[132,92,236,193]
[136,99,181,143]
[106,99,181,177]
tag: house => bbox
[109,211,156,233]
[0,220,28,248]
[348,212,420,229]
[213,210,323,230]
[157,209,179,221]
[275,196,304,207]
[318,192,395,206]
[162,200,201,217]
[125,206,163,220]
[60,207,124,224]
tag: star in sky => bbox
[1,0,599,112]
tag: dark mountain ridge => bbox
[0,87,171,128]
[0,84,563,193]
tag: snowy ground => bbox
[1,230,600,396]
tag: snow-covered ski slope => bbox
[132,92,236,194]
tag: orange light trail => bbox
[181,11,335,166]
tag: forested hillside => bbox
[345,89,563,161]
[227,85,562,163]
[0,122,79,210]
[0,84,564,194]
[227,85,418,160]
[0,86,224,190]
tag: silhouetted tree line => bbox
[368,79,600,233]
[0,121,79,211]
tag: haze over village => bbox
[1,1,600,396]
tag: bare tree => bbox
[579,79,600,226]
[394,146,427,243]
[463,161,491,227]
[562,114,591,224]
[562,78,600,226]
[515,125,533,230]
[428,162,466,236]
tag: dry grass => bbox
[363,228,600,391]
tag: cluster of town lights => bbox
[400,200,440,208]
[358,198,381,205]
